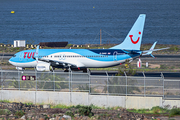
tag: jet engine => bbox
[36,63,53,71]
[16,67,24,71]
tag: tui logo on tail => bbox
[129,31,141,44]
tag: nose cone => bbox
[9,57,13,64]
[9,57,15,66]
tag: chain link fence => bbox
[0,70,180,99]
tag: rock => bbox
[63,115,71,120]
[49,118,55,120]
[0,115,6,118]
[74,114,79,117]
[58,113,64,116]
[43,104,50,109]
[39,118,45,120]
[27,113,34,119]
[21,115,26,120]
[61,118,66,120]
[144,118,149,120]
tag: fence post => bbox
[18,69,20,90]
[68,66,72,104]
[106,71,109,95]
[88,71,91,106]
[161,72,164,99]
[1,68,3,90]
[35,69,37,91]
[35,68,37,104]
[124,71,127,96]
[71,70,72,92]
[53,71,55,91]
[142,72,146,97]
[68,66,71,92]
[88,72,91,94]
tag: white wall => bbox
[125,96,162,109]
[1,90,179,109]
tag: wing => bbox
[33,46,85,68]
[34,57,78,68]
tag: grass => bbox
[25,102,34,105]
[1,100,180,117]
[0,100,10,103]
[15,110,25,117]
[0,109,11,115]
[51,105,180,118]
[169,107,180,117]
[51,104,102,110]
[0,100,34,105]
[127,106,180,117]
[51,104,72,109]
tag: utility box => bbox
[14,40,26,47]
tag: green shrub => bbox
[0,100,10,103]
[51,104,71,109]
[65,110,74,117]
[26,102,33,105]
[0,109,11,115]
[15,110,25,117]
[151,106,165,114]
[78,106,94,117]
[160,65,167,69]
[169,108,180,117]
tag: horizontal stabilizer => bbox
[142,42,169,58]
[122,49,141,54]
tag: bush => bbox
[0,100,10,103]
[15,110,25,117]
[65,110,74,117]
[160,65,167,69]
[151,106,164,114]
[0,109,11,115]
[169,108,180,117]
[78,106,94,117]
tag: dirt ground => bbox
[0,102,180,120]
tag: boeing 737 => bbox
[9,14,168,72]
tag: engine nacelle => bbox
[16,67,24,71]
[36,63,53,71]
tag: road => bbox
[0,54,14,59]
[90,70,180,79]
[1,69,180,79]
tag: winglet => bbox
[34,45,39,63]
[150,41,157,51]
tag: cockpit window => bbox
[13,55,16,57]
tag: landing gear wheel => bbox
[83,68,87,73]
[64,69,69,72]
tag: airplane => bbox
[9,14,169,72]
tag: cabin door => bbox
[113,51,117,61]
[19,53,23,61]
